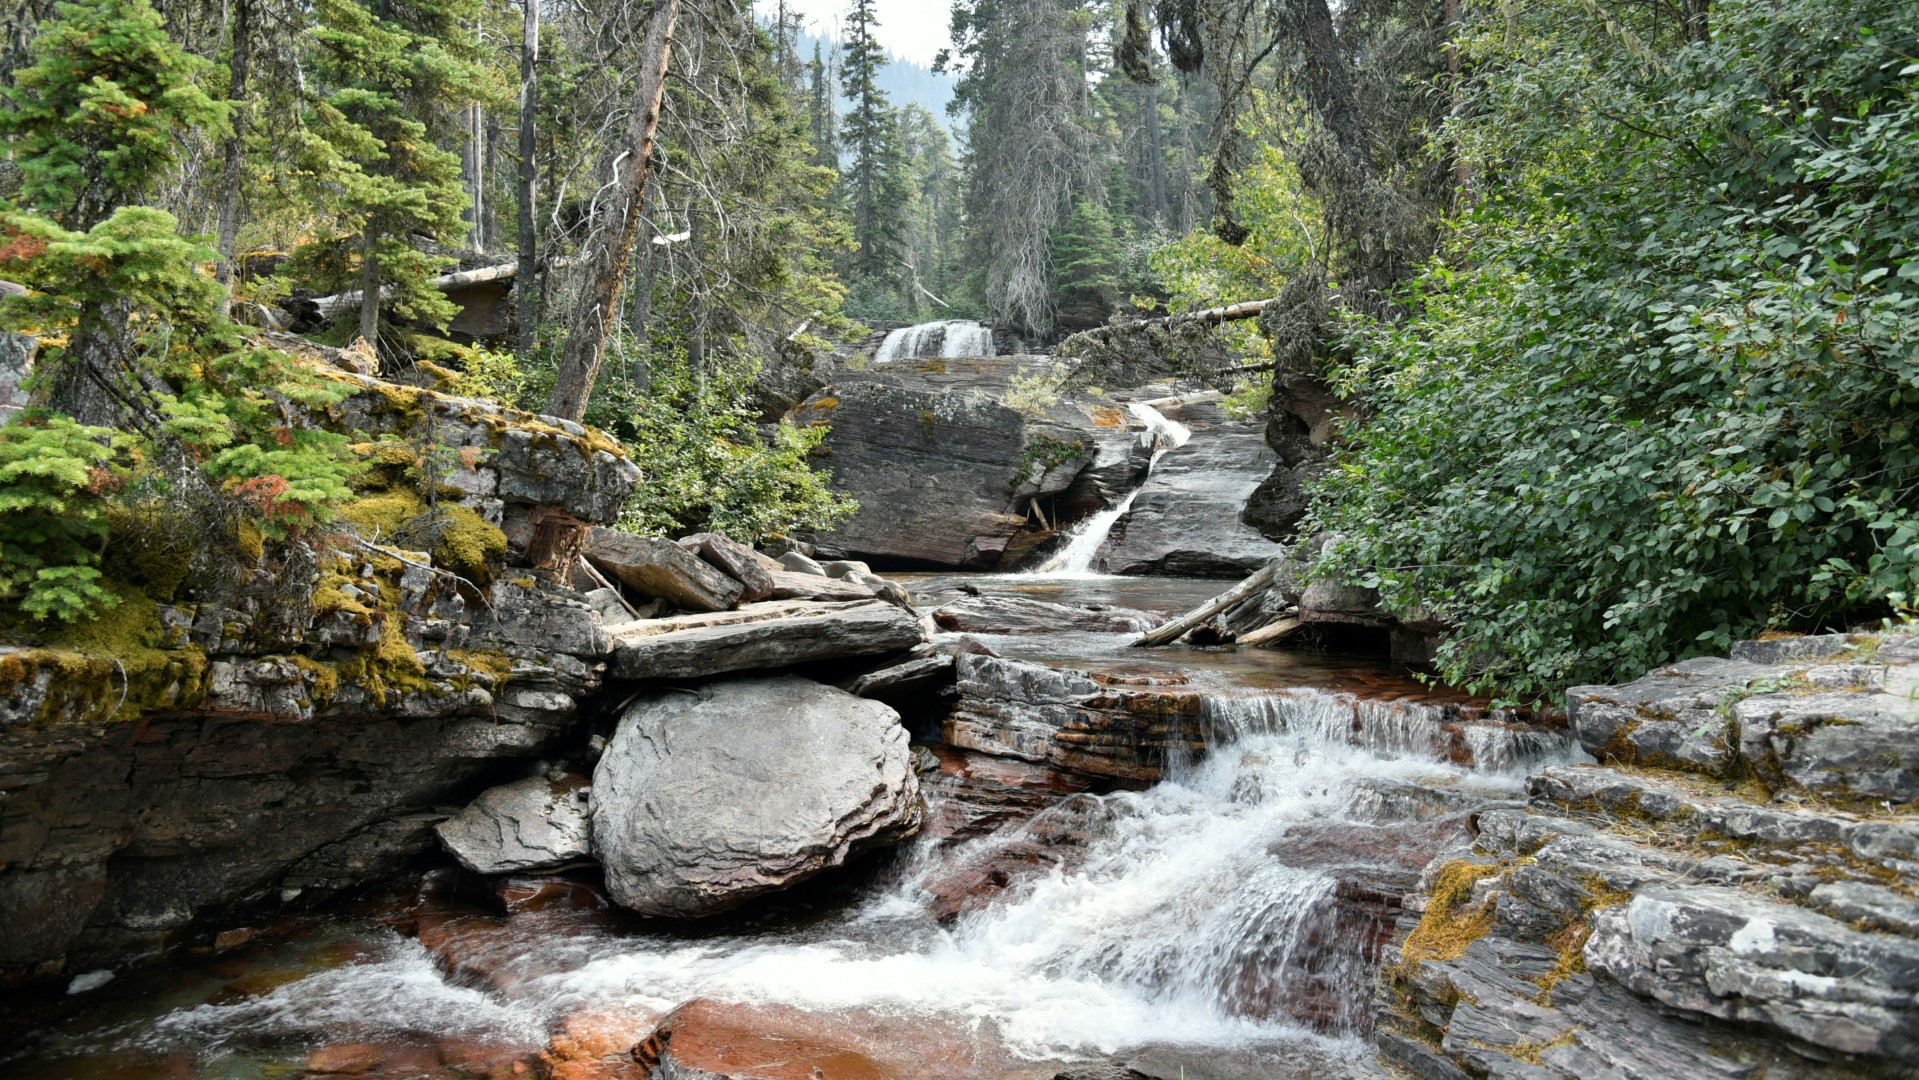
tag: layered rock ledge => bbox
[1374,630,1919,1078]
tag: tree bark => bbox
[213,0,251,320]
[357,233,381,349]
[544,0,680,422]
[462,102,485,252]
[515,0,540,357]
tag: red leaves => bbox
[231,474,311,528]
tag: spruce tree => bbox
[304,0,486,351]
[0,0,228,230]
[838,0,907,295]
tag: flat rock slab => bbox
[590,676,922,918]
[608,600,925,681]
[586,527,743,613]
[765,569,876,602]
[931,594,1166,635]
[434,774,593,875]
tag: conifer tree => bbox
[304,0,486,351]
[838,0,907,294]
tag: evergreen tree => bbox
[838,0,907,294]
[0,0,228,231]
[806,41,839,172]
[303,0,487,351]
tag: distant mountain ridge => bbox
[790,28,961,134]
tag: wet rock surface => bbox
[590,675,924,918]
[931,594,1167,635]
[1375,629,1919,1079]
[1096,400,1285,577]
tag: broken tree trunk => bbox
[516,0,540,357]
[544,0,681,422]
[1132,561,1279,647]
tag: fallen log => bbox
[310,260,522,320]
[1131,561,1278,647]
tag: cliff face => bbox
[0,368,639,983]
[1375,632,1919,1078]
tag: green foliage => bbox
[590,344,856,543]
[0,0,228,228]
[0,418,123,621]
[1308,0,1919,699]
[296,0,488,334]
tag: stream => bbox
[2,574,1572,1079]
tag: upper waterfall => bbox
[874,320,996,363]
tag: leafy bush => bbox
[588,345,857,542]
[1309,0,1919,698]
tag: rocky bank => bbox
[1375,630,1919,1078]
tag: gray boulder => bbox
[434,772,593,875]
[590,676,923,917]
[1096,400,1284,577]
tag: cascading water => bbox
[1033,401,1192,576]
[875,319,997,363]
[87,687,1567,1076]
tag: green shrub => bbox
[1309,0,1919,699]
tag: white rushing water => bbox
[131,690,1569,1070]
[875,319,997,363]
[1033,401,1193,577]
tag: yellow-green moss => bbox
[0,588,212,724]
[427,503,508,582]
[1400,860,1504,967]
[340,489,430,542]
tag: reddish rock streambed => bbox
[2,575,1574,1080]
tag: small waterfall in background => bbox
[875,319,997,363]
[1033,401,1192,576]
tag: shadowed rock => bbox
[586,527,743,613]
[434,772,592,875]
[931,594,1166,635]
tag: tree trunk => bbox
[358,233,381,349]
[463,102,485,252]
[515,0,540,357]
[1143,81,1167,223]
[213,0,252,320]
[544,0,680,422]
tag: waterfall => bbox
[134,686,1551,1066]
[1032,401,1192,576]
[874,319,997,363]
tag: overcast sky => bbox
[752,0,955,67]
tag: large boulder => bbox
[434,772,593,875]
[590,676,923,917]
[793,358,1143,569]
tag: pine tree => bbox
[838,0,906,293]
[806,41,839,172]
[0,0,228,230]
[304,0,487,351]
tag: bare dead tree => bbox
[545,0,681,421]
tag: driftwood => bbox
[1236,615,1304,648]
[1132,561,1278,647]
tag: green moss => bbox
[426,503,508,583]
[1400,860,1504,967]
[0,588,211,723]
[340,489,430,543]
[919,409,937,441]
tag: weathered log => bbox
[1131,561,1278,647]
[309,261,523,321]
